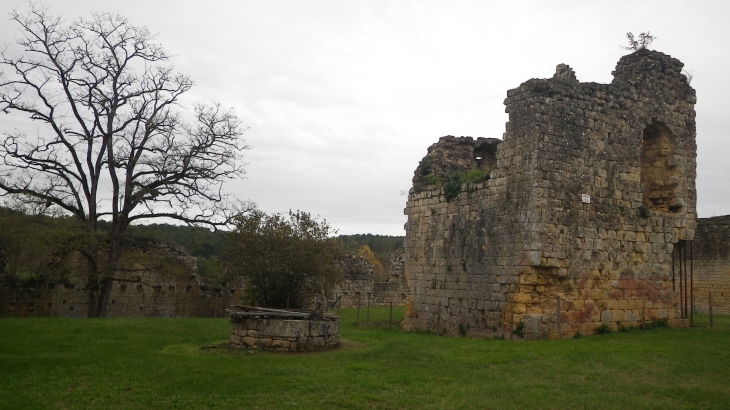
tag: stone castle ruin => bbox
[334,251,408,308]
[403,49,698,338]
[1,236,408,318]
[0,239,240,318]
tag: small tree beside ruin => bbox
[225,210,343,309]
[357,245,386,281]
[622,32,656,51]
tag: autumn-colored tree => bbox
[357,245,386,282]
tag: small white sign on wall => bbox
[581,194,591,204]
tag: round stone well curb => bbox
[229,307,340,352]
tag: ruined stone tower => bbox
[402,49,697,339]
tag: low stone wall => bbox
[0,240,240,318]
[693,216,730,314]
[230,317,340,352]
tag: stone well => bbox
[229,307,340,352]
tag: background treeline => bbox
[0,207,404,285]
[0,207,72,284]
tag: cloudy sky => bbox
[1,0,728,235]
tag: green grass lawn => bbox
[1,308,729,409]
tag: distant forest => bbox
[0,207,404,284]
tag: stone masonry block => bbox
[309,320,339,337]
[259,319,310,338]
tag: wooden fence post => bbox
[389,301,393,330]
[691,240,694,326]
[709,292,713,328]
[556,297,561,340]
[641,299,645,330]
[509,301,514,341]
[366,293,370,325]
[356,296,361,325]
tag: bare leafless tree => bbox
[621,32,656,51]
[0,3,249,317]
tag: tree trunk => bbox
[85,232,104,318]
[88,292,101,318]
[97,279,115,318]
[87,225,124,318]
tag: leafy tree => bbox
[225,210,343,309]
[0,4,248,317]
[621,32,656,51]
[357,245,386,281]
[338,234,404,278]
[195,255,227,285]
[0,206,76,280]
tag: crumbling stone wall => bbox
[333,251,408,308]
[372,251,408,305]
[0,240,239,318]
[693,216,730,315]
[403,50,697,339]
[334,254,374,308]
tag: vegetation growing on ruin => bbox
[622,31,656,51]
[637,205,651,219]
[415,167,489,198]
[443,174,463,201]
[356,245,386,281]
[338,234,404,278]
[0,311,729,409]
[419,155,433,177]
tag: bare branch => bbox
[0,3,250,317]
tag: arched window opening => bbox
[473,141,498,173]
[641,122,680,213]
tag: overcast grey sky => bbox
[1,0,728,235]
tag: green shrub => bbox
[428,175,442,186]
[462,168,486,184]
[417,167,486,196]
[644,318,669,330]
[638,205,650,219]
[443,174,462,201]
[573,331,583,339]
[514,321,525,338]
[594,323,612,335]
[420,156,433,176]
